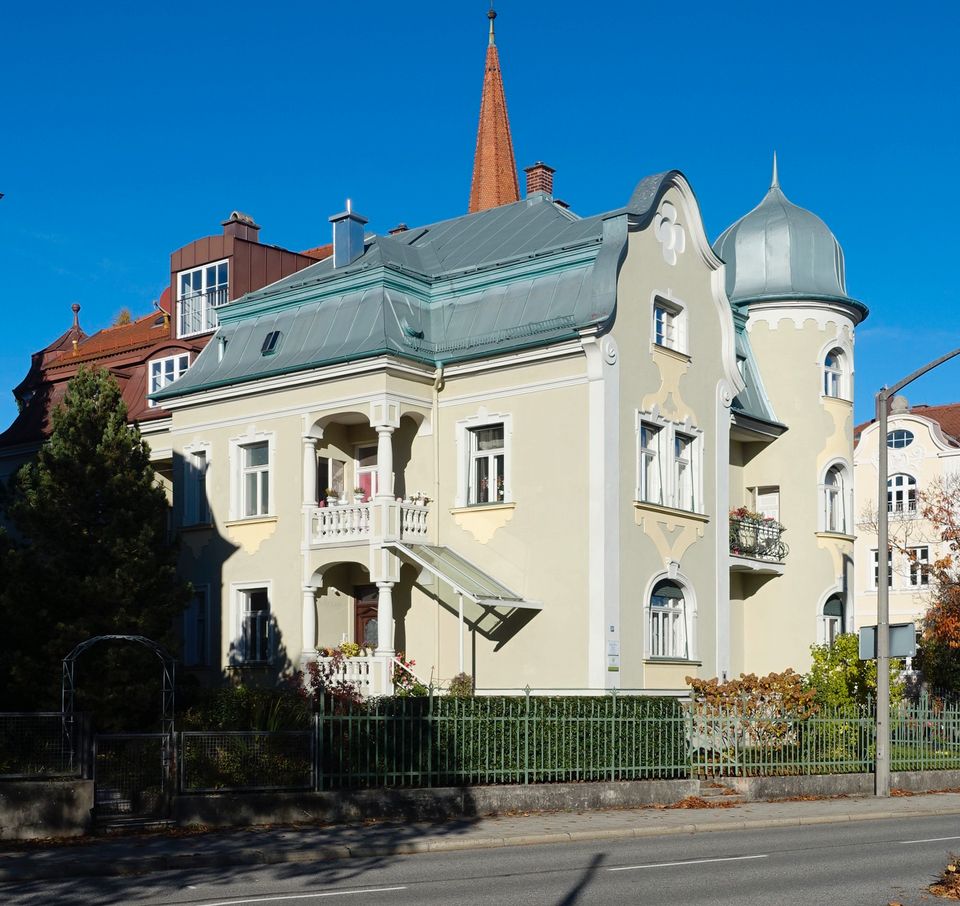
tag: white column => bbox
[375,426,395,500]
[375,581,394,656]
[301,586,317,661]
[302,436,318,506]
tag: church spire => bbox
[468,3,520,213]
[771,150,780,189]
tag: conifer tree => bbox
[0,367,190,718]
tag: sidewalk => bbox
[3,791,960,883]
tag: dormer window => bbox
[148,353,191,408]
[178,260,228,338]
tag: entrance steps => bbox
[695,780,744,805]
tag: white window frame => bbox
[354,442,379,501]
[317,455,346,502]
[819,340,852,401]
[644,573,697,660]
[819,461,852,534]
[887,429,914,449]
[148,353,192,407]
[182,442,211,526]
[229,431,276,520]
[177,258,229,338]
[635,411,703,513]
[229,581,273,666]
[818,594,845,647]
[183,585,212,667]
[888,473,918,517]
[871,548,893,590]
[652,296,687,354]
[638,420,663,505]
[455,411,513,508]
[909,545,930,587]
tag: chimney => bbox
[222,211,261,242]
[524,162,555,197]
[388,223,409,235]
[329,199,368,268]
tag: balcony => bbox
[729,516,788,575]
[308,500,430,547]
[178,287,228,337]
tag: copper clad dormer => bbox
[468,4,520,213]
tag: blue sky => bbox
[1,1,957,428]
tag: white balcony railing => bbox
[315,654,393,696]
[308,500,430,546]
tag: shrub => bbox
[447,672,474,698]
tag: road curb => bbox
[4,805,960,883]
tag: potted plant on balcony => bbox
[353,486,365,503]
[324,487,339,506]
[730,506,762,554]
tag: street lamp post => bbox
[874,346,960,796]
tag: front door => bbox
[354,586,378,649]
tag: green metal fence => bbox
[689,703,875,777]
[891,697,960,772]
[316,692,689,789]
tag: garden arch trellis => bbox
[61,635,176,738]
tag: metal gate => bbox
[93,733,172,820]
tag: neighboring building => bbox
[148,10,868,692]
[0,213,324,491]
[853,399,960,636]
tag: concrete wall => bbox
[174,779,699,827]
[0,781,93,840]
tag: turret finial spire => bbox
[488,1,496,45]
[771,151,779,189]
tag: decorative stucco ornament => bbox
[654,201,686,266]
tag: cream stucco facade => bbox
[853,405,960,636]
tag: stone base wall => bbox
[0,781,94,840]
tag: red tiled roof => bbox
[55,312,170,366]
[301,243,333,261]
[855,402,960,446]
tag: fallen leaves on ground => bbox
[929,855,960,899]
[663,796,738,810]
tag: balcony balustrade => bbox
[729,516,788,563]
[308,500,430,546]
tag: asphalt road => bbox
[5,814,960,906]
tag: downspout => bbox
[432,362,444,678]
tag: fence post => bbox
[427,684,434,788]
[524,686,531,785]
[609,688,617,781]
[312,713,319,792]
[317,692,325,792]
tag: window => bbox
[653,299,684,352]
[887,429,914,449]
[909,546,930,587]
[754,486,780,522]
[639,422,662,504]
[823,348,845,398]
[240,588,271,664]
[821,595,844,647]
[355,444,378,501]
[183,587,210,666]
[178,260,229,337]
[317,457,345,502]
[261,330,282,356]
[674,433,695,512]
[648,580,688,659]
[184,448,209,525]
[468,424,505,505]
[240,441,270,517]
[888,473,918,515]
[148,353,191,407]
[872,548,893,589]
[823,467,845,533]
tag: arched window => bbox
[820,595,844,647]
[888,473,917,515]
[822,465,848,533]
[648,580,689,660]
[823,349,845,398]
